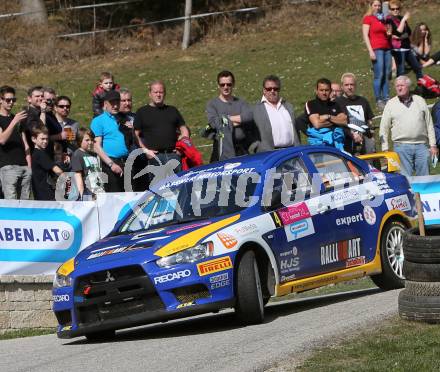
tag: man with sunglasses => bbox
[252,75,300,152]
[0,86,32,199]
[205,70,254,161]
[53,96,79,156]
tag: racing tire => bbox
[85,329,116,342]
[405,281,440,297]
[371,221,406,290]
[235,250,264,325]
[398,289,440,323]
[403,260,440,282]
[403,226,440,264]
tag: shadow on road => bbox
[64,287,382,345]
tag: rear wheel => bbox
[371,221,406,290]
[85,329,116,342]
[235,250,264,324]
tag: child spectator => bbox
[71,128,104,200]
[31,125,64,201]
[92,72,120,117]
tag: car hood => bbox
[74,219,215,268]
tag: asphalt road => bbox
[1,288,401,372]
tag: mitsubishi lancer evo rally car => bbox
[53,146,416,340]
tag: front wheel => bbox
[371,220,406,290]
[235,250,264,324]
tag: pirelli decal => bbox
[197,256,233,276]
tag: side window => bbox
[308,153,365,190]
[266,157,311,207]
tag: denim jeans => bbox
[372,49,392,102]
[0,165,32,199]
[394,143,430,177]
[392,50,423,79]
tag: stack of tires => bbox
[399,225,440,323]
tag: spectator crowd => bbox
[0,0,440,202]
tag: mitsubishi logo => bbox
[105,271,116,282]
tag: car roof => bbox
[190,145,350,174]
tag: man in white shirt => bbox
[252,75,300,152]
[380,75,438,176]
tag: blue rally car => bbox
[53,146,416,340]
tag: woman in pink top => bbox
[362,0,392,109]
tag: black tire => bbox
[403,225,440,263]
[403,260,440,282]
[398,289,440,323]
[85,329,116,342]
[371,220,406,290]
[235,250,264,324]
[405,281,440,297]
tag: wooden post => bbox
[182,0,192,50]
[415,192,425,236]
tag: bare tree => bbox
[182,0,192,50]
[20,0,48,25]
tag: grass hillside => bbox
[4,1,440,160]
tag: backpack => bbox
[415,75,440,99]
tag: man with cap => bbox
[91,90,128,192]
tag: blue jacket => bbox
[432,101,440,147]
[306,127,345,151]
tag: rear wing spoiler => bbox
[358,151,401,173]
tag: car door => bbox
[262,155,334,283]
[306,151,375,274]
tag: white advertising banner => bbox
[0,200,99,275]
[410,176,440,225]
[96,192,143,238]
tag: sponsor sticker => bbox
[270,212,283,228]
[346,256,366,268]
[197,256,233,276]
[234,223,258,236]
[209,272,230,289]
[53,294,70,302]
[385,195,411,212]
[176,301,194,309]
[87,246,126,260]
[224,162,241,170]
[284,218,315,241]
[320,237,361,266]
[335,213,364,227]
[363,206,376,225]
[153,269,191,284]
[217,232,238,249]
[277,202,311,225]
[166,221,212,235]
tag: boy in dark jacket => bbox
[92,72,120,117]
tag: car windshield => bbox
[119,173,259,233]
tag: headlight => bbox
[53,258,74,288]
[53,273,72,288]
[156,242,214,268]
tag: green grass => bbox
[297,316,440,372]
[4,2,440,161]
[0,328,55,340]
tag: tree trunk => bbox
[182,0,192,50]
[20,0,48,25]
